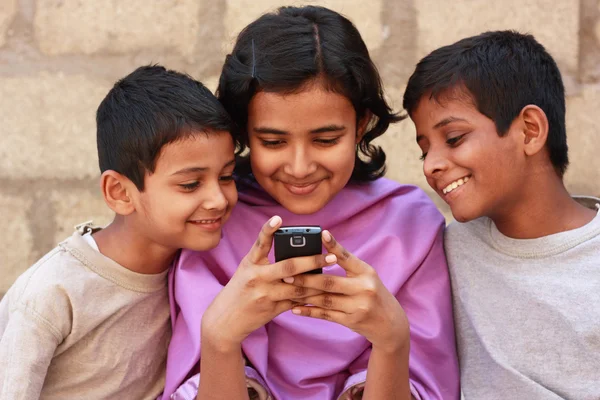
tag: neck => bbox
[491,171,596,239]
[93,217,176,274]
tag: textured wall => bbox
[1,0,599,294]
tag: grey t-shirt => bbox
[446,197,600,400]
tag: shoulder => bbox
[357,177,440,206]
[3,237,89,336]
[445,218,490,247]
[369,178,445,224]
[444,218,492,270]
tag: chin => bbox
[279,199,326,215]
[185,231,222,251]
[450,207,483,223]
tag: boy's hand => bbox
[201,216,334,351]
[285,230,410,353]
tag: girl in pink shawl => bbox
[163,6,459,400]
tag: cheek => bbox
[323,147,355,177]
[250,147,281,178]
[325,140,357,177]
[224,184,238,209]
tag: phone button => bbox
[290,236,306,247]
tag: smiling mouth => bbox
[442,176,470,195]
[282,180,323,195]
[187,217,223,230]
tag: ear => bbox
[519,105,549,156]
[100,170,137,216]
[355,111,372,144]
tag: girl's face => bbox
[247,83,365,214]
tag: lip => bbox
[187,217,223,231]
[440,176,470,203]
[282,180,323,195]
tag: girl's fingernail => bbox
[325,254,337,263]
[323,230,332,242]
[269,216,281,228]
[292,308,301,315]
[283,277,294,284]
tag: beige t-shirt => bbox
[0,230,172,400]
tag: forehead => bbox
[154,131,234,173]
[411,90,485,132]
[248,85,355,127]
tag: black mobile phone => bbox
[274,225,323,274]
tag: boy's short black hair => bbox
[217,5,403,182]
[97,65,236,190]
[403,30,568,176]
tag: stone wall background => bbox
[1,0,599,295]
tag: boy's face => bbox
[132,131,237,251]
[411,91,526,222]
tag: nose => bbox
[423,146,450,179]
[282,144,318,179]
[202,181,228,211]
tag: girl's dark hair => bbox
[217,5,404,182]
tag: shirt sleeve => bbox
[0,305,62,400]
[337,369,366,400]
[169,366,272,400]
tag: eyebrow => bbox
[416,116,469,143]
[170,159,235,176]
[253,124,346,135]
[433,116,468,129]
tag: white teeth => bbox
[442,176,470,194]
[194,219,218,224]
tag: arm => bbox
[362,343,412,400]
[287,227,458,399]
[345,226,458,400]
[197,327,248,400]
[0,306,61,399]
[194,216,331,399]
[289,230,413,400]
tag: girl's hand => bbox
[201,216,335,351]
[286,230,410,353]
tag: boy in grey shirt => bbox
[403,31,600,399]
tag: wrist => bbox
[201,318,243,354]
[373,320,411,354]
[372,334,410,356]
[202,328,243,354]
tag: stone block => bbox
[51,189,114,244]
[0,0,17,47]
[224,0,384,51]
[0,193,33,294]
[565,84,600,198]
[0,72,110,179]
[415,0,580,75]
[34,0,205,61]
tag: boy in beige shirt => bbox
[0,65,239,399]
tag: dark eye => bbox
[446,134,466,146]
[179,181,200,191]
[315,137,340,146]
[419,153,428,161]
[219,175,234,183]
[261,139,284,148]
